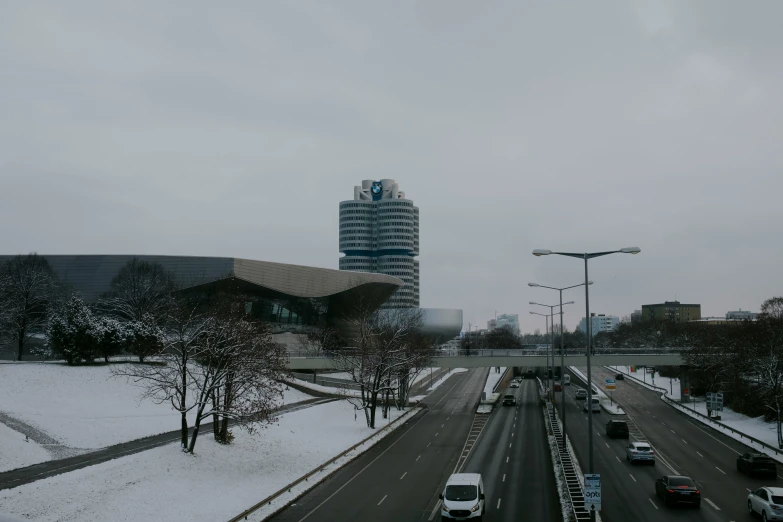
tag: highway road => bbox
[266,368,559,521]
[562,365,777,522]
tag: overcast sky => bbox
[2,1,782,333]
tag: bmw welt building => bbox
[0,255,462,357]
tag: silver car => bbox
[626,442,655,464]
[574,388,587,400]
[748,487,783,521]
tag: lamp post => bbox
[533,246,640,521]
[529,283,590,450]
[529,311,552,393]
[531,301,574,401]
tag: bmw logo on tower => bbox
[370,181,383,200]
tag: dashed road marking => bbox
[696,451,703,458]
[705,498,721,511]
[503,474,506,482]
[716,467,726,475]
[400,472,407,480]
[616,456,622,463]
[416,455,421,461]
[682,439,688,445]
[629,474,637,482]
[648,499,659,510]
[497,498,501,509]
[378,495,387,506]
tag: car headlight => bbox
[471,503,480,512]
[442,505,450,513]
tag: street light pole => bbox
[531,301,574,401]
[530,311,552,393]
[533,246,640,522]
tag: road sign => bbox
[584,473,601,512]
[706,391,724,411]
[605,378,616,390]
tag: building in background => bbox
[487,318,496,331]
[495,314,520,336]
[726,309,758,320]
[578,314,620,337]
[339,179,419,308]
[630,310,642,323]
[641,301,701,323]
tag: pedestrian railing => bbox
[287,347,689,359]
[611,367,783,456]
[538,378,591,521]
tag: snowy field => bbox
[0,362,314,452]
[0,401,411,522]
[0,421,51,473]
[484,367,507,395]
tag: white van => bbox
[583,397,601,413]
[439,473,486,520]
[563,374,571,386]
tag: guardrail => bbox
[287,348,689,359]
[227,405,422,522]
[610,367,783,457]
[290,372,362,390]
[538,377,591,521]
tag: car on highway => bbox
[626,442,655,464]
[583,397,600,413]
[737,453,778,477]
[439,473,485,521]
[615,373,624,380]
[502,394,516,406]
[510,381,520,388]
[605,420,629,438]
[563,374,570,386]
[655,475,700,509]
[574,388,587,400]
[553,381,562,392]
[748,487,783,521]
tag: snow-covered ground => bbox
[0,363,314,452]
[290,377,362,397]
[0,422,51,473]
[408,368,468,403]
[0,400,413,522]
[321,368,440,387]
[609,365,681,400]
[484,367,507,395]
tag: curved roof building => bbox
[0,255,404,330]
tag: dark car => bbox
[502,394,516,406]
[554,381,562,392]
[737,453,778,477]
[525,370,534,379]
[606,420,629,438]
[615,373,625,380]
[655,475,700,508]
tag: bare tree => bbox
[749,311,783,447]
[330,302,431,428]
[0,253,59,360]
[100,258,176,323]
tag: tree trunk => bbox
[138,355,145,363]
[211,389,220,440]
[369,392,378,428]
[187,404,207,453]
[16,334,24,362]
[180,412,189,449]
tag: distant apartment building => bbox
[726,309,758,320]
[495,314,520,336]
[578,314,619,337]
[641,301,701,323]
[487,319,497,331]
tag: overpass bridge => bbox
[286,348,686,370]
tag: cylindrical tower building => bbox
[339,179,419,308]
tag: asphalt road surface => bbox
[266,368,560,522]
[460,377,560,522]
[563,365,777,522]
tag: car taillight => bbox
[649,451,654,455]
[677,486,689,489]
[668,489,674,493]
[695,490,700,495]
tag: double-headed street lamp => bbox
[530,282,592,450]
[532,246,640,520]
[531,301,574,400]
[529,310,553,394]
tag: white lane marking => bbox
[427,442,431,448]
[509,443,512,448]
[648,498,659,510]
[629,474,637,482]
[503,474,506,482]
[378,495,387,506]
[400,472,407,480]
[662,422,666,426]
[416,455,421,462]
[704,498,721,511]
[696,451,704,458]
[441,424,444,428]
[682,416,742,456]
[605,442,610,448]
[506,457,509,463]
[682,439,688,445]
[616,456,622,463]
[513,423,516,428]
[497,498,502,509]
[747,488,752,493]
[447,417,450,421]
[596,432,602,437]
[716,466,726,475]
[670,429,675,434]
[512,432,514,437]
[296,406,428,522]
[435,432,439,437]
